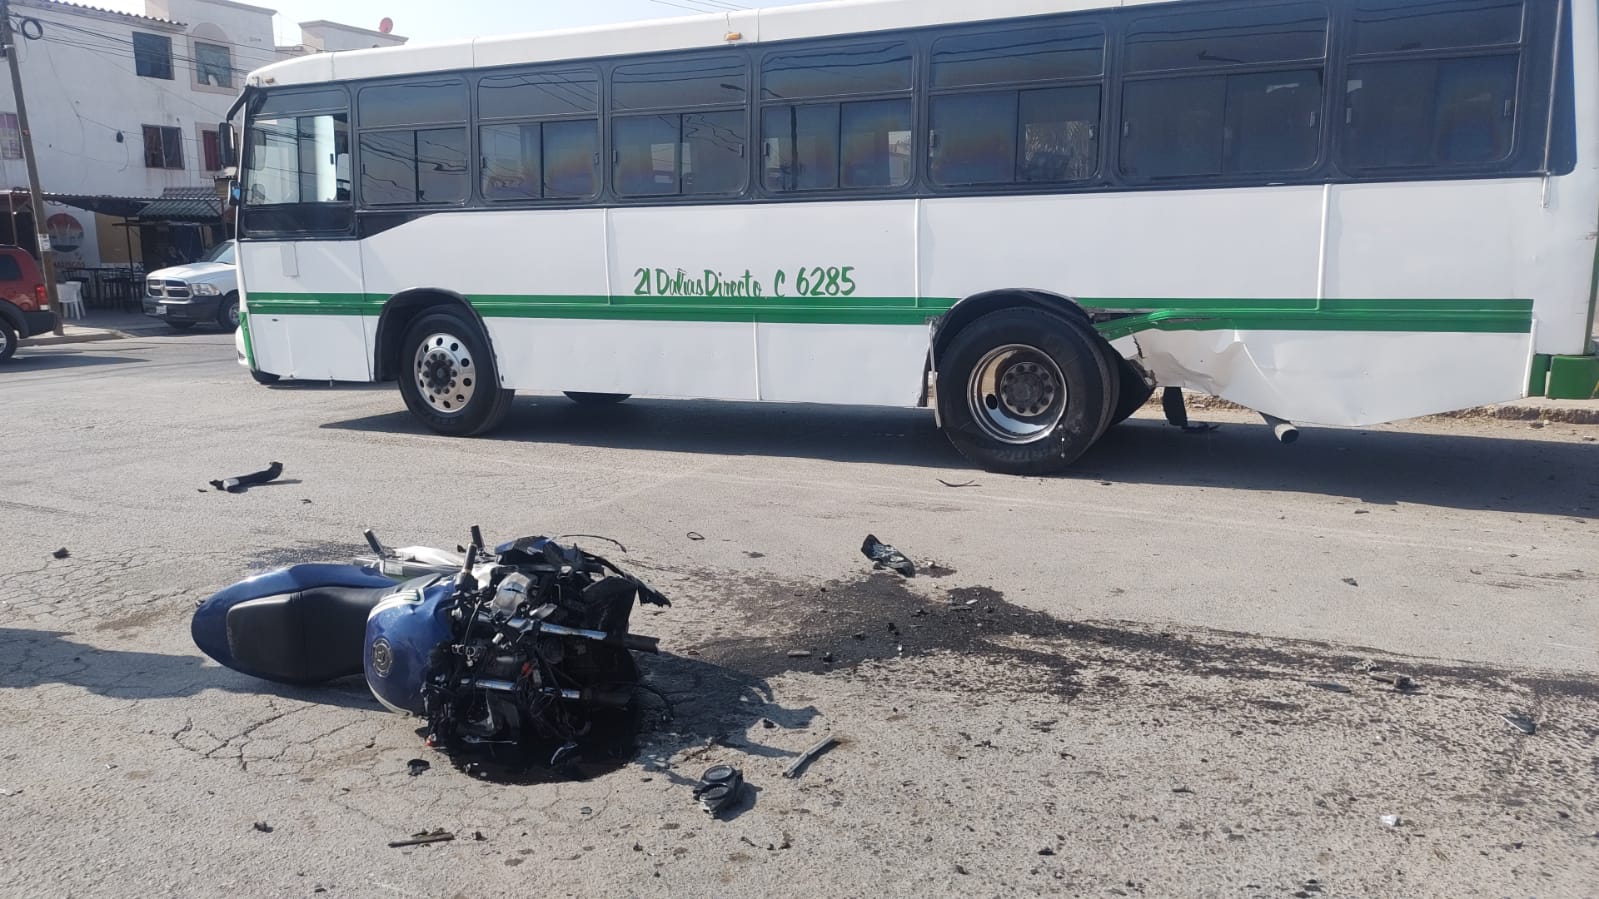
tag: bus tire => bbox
[936,309,1114,475]
[398,309,514,437]
[1108,358,1155,427]
[564,391,630,405]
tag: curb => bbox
[19,328,136,348]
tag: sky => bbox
[93,0,817,45]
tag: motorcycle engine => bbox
[414,537,667,768]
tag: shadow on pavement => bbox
[5,352,138,372]
[323,397,1598,518]
[325,396,963,468]
[1075,419,1599,519]
[0,627,380,711]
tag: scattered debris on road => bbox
[1306,681,1353,693]
[1380,815,1403,828]
[252,821,273,833]
[558,534,628,553]
[783,735,841,779]
[938,479,978,488]
[209,461,283,494]
[694,765,745,817]
[51,548,69,559]
[407,758,430,776]
[1342,577,1359,587]
[473,831,487,842]
[861,535,915,577]
[388,829,454,848]
[1502,709,1537,735]
[786,650,812,658]
[1367,670,1416,692]
[686,531,705,541]
[0,787,21,798]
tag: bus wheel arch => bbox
[373,289,502,384]
[930,289,1153,432]
[931,290,1096,368]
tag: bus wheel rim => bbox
[413,331,477,415]
[966,344,1067,445]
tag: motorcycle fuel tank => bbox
[365,576,455,715]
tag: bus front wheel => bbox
[398,309,514,437]
[936,309,1116,475]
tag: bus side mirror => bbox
[219,122,238,168]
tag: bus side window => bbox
[1118,3,1328,180]
[760,40,913,194]
[927,23,1104,187]
[356,79,469,206]
[478,68,601,203]
[1338,0,1525,171]
[611,56,748,198]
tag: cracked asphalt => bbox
[1,333,1597,898]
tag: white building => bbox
[0,0,403,271]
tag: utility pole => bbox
[1,0,62,335]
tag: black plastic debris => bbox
[1502,709,1537,735]
[407,758,430,776]
[252,821,273,833]
[210,461,283,494]
[1342,578,1359,587]
[1306,681,1353,694]
[51,548,69,559]
[783,735,840,779]
[861,535,914,577]
[694,765,744,817]
[686,531,705,541]
[1367,670,1415,692]
[938,479,978,488]
[389,829,454,848]
[1161,387,1220,432]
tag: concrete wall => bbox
[299,20,407,53]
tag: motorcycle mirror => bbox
[363,528,387,558]
[470,525,485,552]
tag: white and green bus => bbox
[224,0,1599,474]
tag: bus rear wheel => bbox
[936,309,1116,475]
[564,391,630,405]
[398,309,514,437]
[1108,358,1156,427]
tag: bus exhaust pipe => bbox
[1262,414,1299,444]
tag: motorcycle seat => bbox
[220,584,396,685]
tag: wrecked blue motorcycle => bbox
[192,528,667,767]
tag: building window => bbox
[195,42,232,89]
[133,32,173,80]
[0,113,20,160]
[202,129,221,171]
[143,125,184,169]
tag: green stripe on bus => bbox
[242,293,1533,334]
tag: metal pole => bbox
[2,1,63,334]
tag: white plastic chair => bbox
[56,281,85,321]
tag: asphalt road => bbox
[2,333,1596,897]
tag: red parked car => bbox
[0,245,51,361]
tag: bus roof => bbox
[247,0,1150,88]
